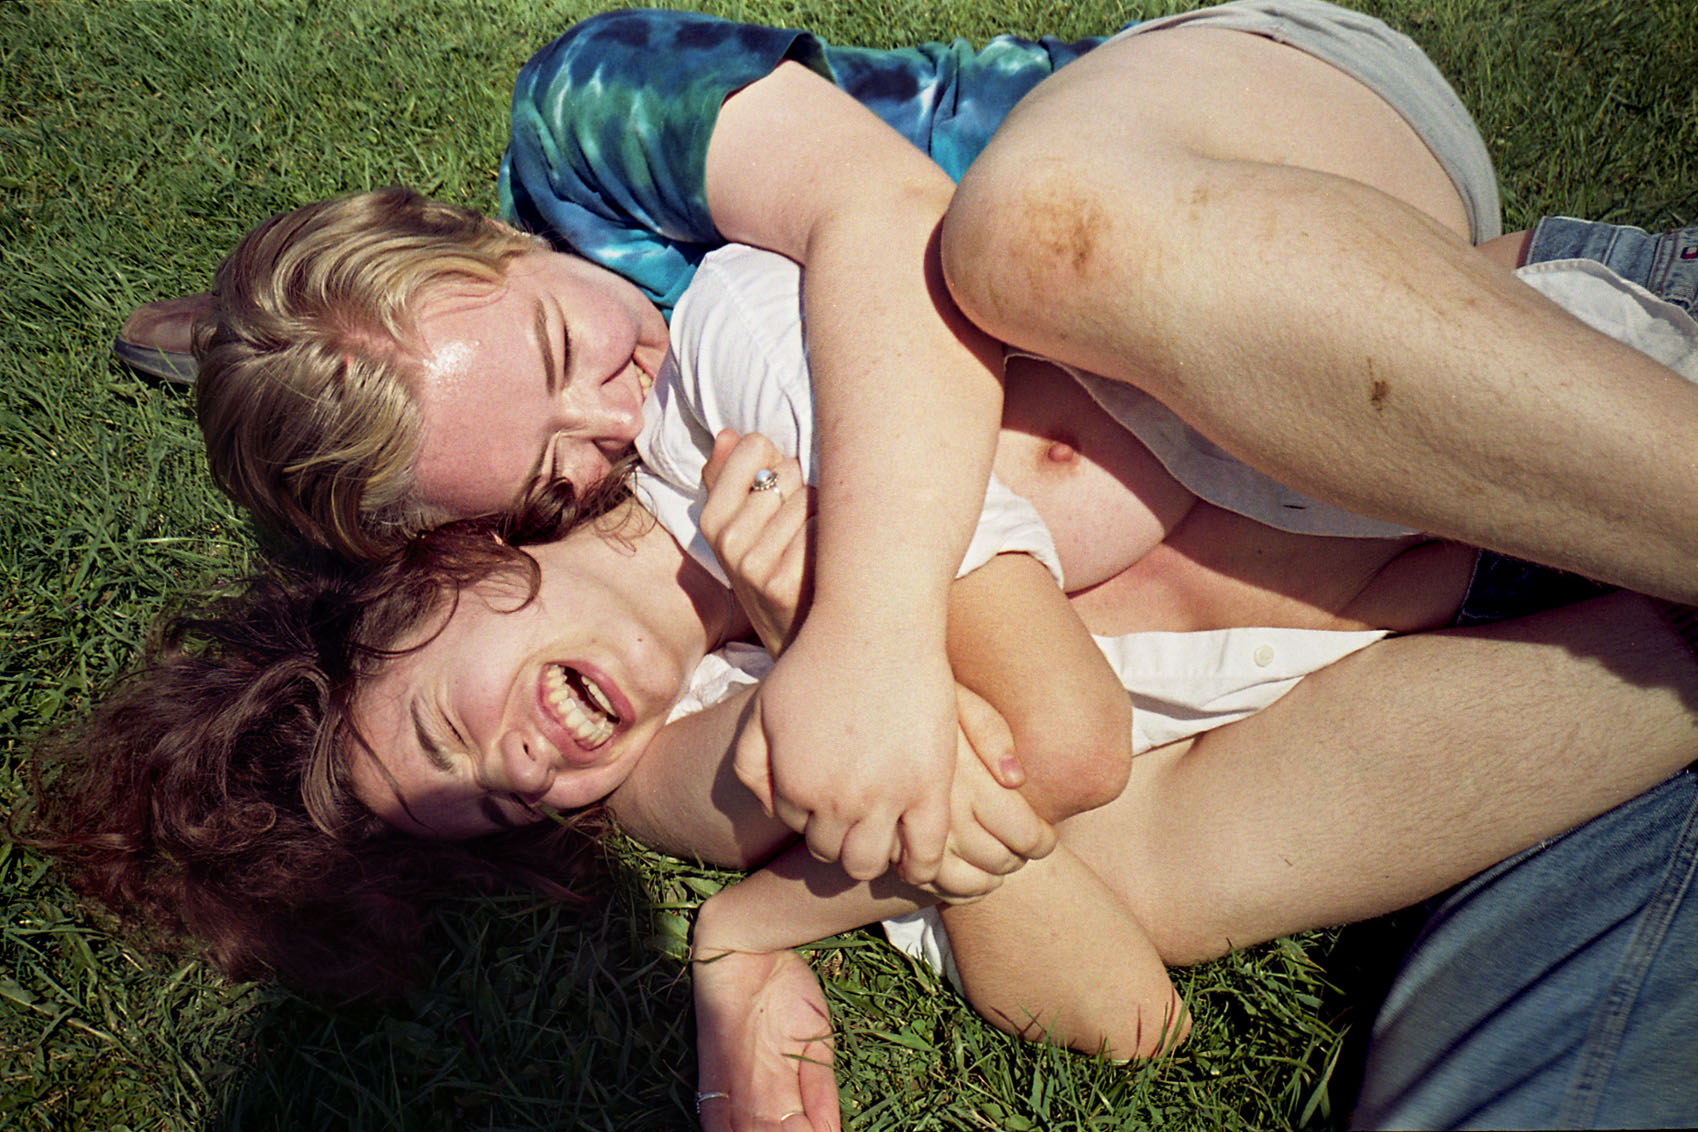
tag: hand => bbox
[734,633,958,883]
[704,427,957,882]
[924,686,1057,901]
[700,430,815,655]
[694,948,840,1132]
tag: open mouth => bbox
[542,663,620,749]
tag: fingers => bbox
[696,1091,734,1132]
[925,856,1005,903]
[966,777,1057,863]
[694,1094,829,1132]
[945,816,1027,878]
[701,434,814,656]
[732,717,779,816]
[893,800,950,887]
[703,428,743,492]
[834,818,902,881]
[727,489,813,599]
[797,1049,843,1132]
[701,432,803,516]
[954,684,1024,788]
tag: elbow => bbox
[1103,990,1192,1061]
[1016,700,1134,822]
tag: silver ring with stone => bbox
[749,468,781,493]
[695,1091,730,1115]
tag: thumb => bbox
[703,429,744,491]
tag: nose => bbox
[576,390,644,445]
[479,733,554,798]
[558,363,645,444]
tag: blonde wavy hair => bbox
[195,186,548,561]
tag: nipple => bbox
[1045,440,1078,465]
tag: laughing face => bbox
[406,249,670,519]
[348,518,721,839]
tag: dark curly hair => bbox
[18,494,633,1001]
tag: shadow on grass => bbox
[209,879,700,1132]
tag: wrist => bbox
[801,591,947,649]
[692,892,761,962]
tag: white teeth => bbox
[543,664,617,748]
[581,676,616,717]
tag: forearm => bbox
[607,687,790,869]
[947,553,1133,821]
[693,838,1184,1060]
[692,842,925,959]
[709,61,1006,645]
[1067,592,1698,965]
[798,193,1005,644]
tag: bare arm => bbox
[704,61,1008,884]
[690,835,1181,1132]
[607,686,789,870]
[1063,591,1698,965]
[947,552,1133,820]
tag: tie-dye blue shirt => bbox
[498,9,1109,313]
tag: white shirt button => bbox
[1252,643,1275,667]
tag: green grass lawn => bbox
[2,1,1693,1128]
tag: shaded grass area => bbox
[2,1,1693,1129]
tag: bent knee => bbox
[983,987,1192,1061]
[942,155,1123,339]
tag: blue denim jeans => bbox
[1355,219,1698,1129]
[1354,770,1698,1129]
[1526,217,1698,315]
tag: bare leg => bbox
[1477,229,1534,271]
[943,28,1698,602]
[1061,592,1698,964]
[938,844,1187,1059]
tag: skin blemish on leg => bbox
[1188,182,1211,218]
[1025,186,1102,281]
[1367,356,1390,411]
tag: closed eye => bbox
[410,699,459,775]
[535,300,572,396]
[479,795,529,831]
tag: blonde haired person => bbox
[191,187,644,559]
